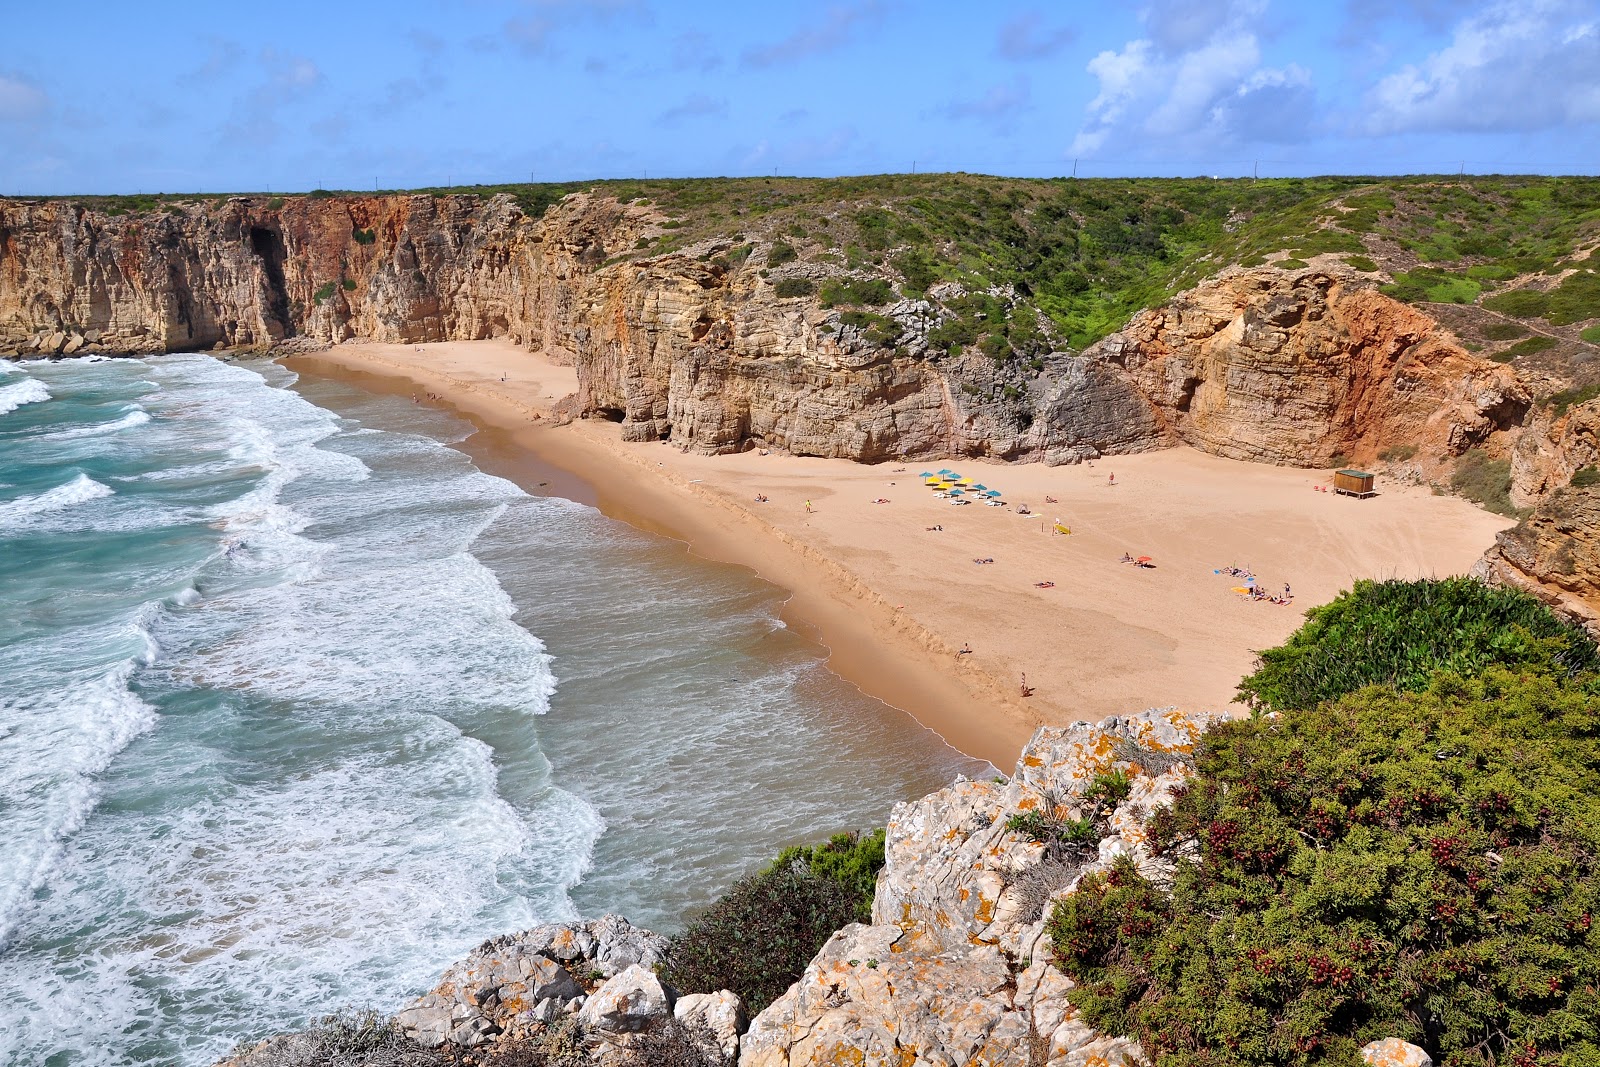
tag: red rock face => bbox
[1094,268,1530,467]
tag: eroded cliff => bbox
[1,193,1529,471]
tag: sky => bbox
[3,0,1599,195]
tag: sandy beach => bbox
[286,340,1514,768]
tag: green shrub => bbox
[1345,255,1378,272]
[1451,448,1516,514]
[1551,384,1600,417]
[341,278,357,292]
[1236,576,1599,712]
[1276,258,1308,270]
[1581,325,1600,343]
[1378,443,1418,462]
[1482,321,1529,341]
[1573,466,1600,489]
[352,226,376,245]
[767,240,798,267]
[774,277,815,298]
[1492,335,1556,362]
[1382,269,1481,305]
[769,829,886,920]
[892,249,939,292]
[313,282,337,304]
[308,188,336,199]
[660,863,861,1014]
[265,197,285,211]
[1049,666,1600,1067]
[1484,287,1552,319]
[819,277,895,307]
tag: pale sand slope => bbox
[291,341,1513,768]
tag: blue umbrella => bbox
[918,471,934,478]
[985,490,1002,498]
[949,488,965,495]
[971,483,988,491]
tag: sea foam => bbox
[0,471,115,528]
[0,376,50,414]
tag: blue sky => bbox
[3,0,1599,195]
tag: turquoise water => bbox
[0,355,987,1066]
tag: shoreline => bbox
[281,343,1035,766]
[282,340,1514,769]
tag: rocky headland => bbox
[216,708,1437,1067]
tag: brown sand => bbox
[286,340,1514,768]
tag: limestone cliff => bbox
[1475,479,1600,637]
[0,194,1528,470]
[1091,267,1529,467]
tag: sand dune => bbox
[290,341,1512,767]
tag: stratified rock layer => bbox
[1,197,1528,470]
[1475,480,1600,636]
[1092,268,1529,467]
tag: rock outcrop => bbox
[741,709,1211,1067]
[1474,481,1600,637]
[1,196,1530,471]
[216,706,1448,1067]
[1093,267,1529,467]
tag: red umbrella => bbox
[1136,556,1153,563]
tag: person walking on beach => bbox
[804,499,813,513]
[1020,672,1033,697]
[1108,471,1115,486]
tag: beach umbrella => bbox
[925,478,944,485]
[1136,556,1153,564]
[919,471,934,478]
[949,488,965,495]
[971,483,987,491]
[985,490,1002,498]
[938,468,955,476]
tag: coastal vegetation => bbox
[1049,580,1600,1067]
[660,830,886,1013]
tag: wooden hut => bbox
[1333,469,1376,498]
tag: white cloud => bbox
[1365,0,1600,133]
[0,73,49,123]
[1068,0,1312,157]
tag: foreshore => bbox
[283,340,1513,768]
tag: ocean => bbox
[0,354,988,1067]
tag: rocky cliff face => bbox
[1091,267,1530,467]
[1,195,1528,470]
[1475,480,1600,637]
[219,708,1212,1067]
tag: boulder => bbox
[578,964,675,1034]
[674,990,747,1066]
[1362,1038,1433,1067]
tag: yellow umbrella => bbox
[925,478,944,485]
[956,478,974,486]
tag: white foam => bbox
[0,646,159,950]
[37,407,151,442]
[0,472,114,528]
[0,377,50,415]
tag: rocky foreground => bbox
[219,709,1432,1067]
